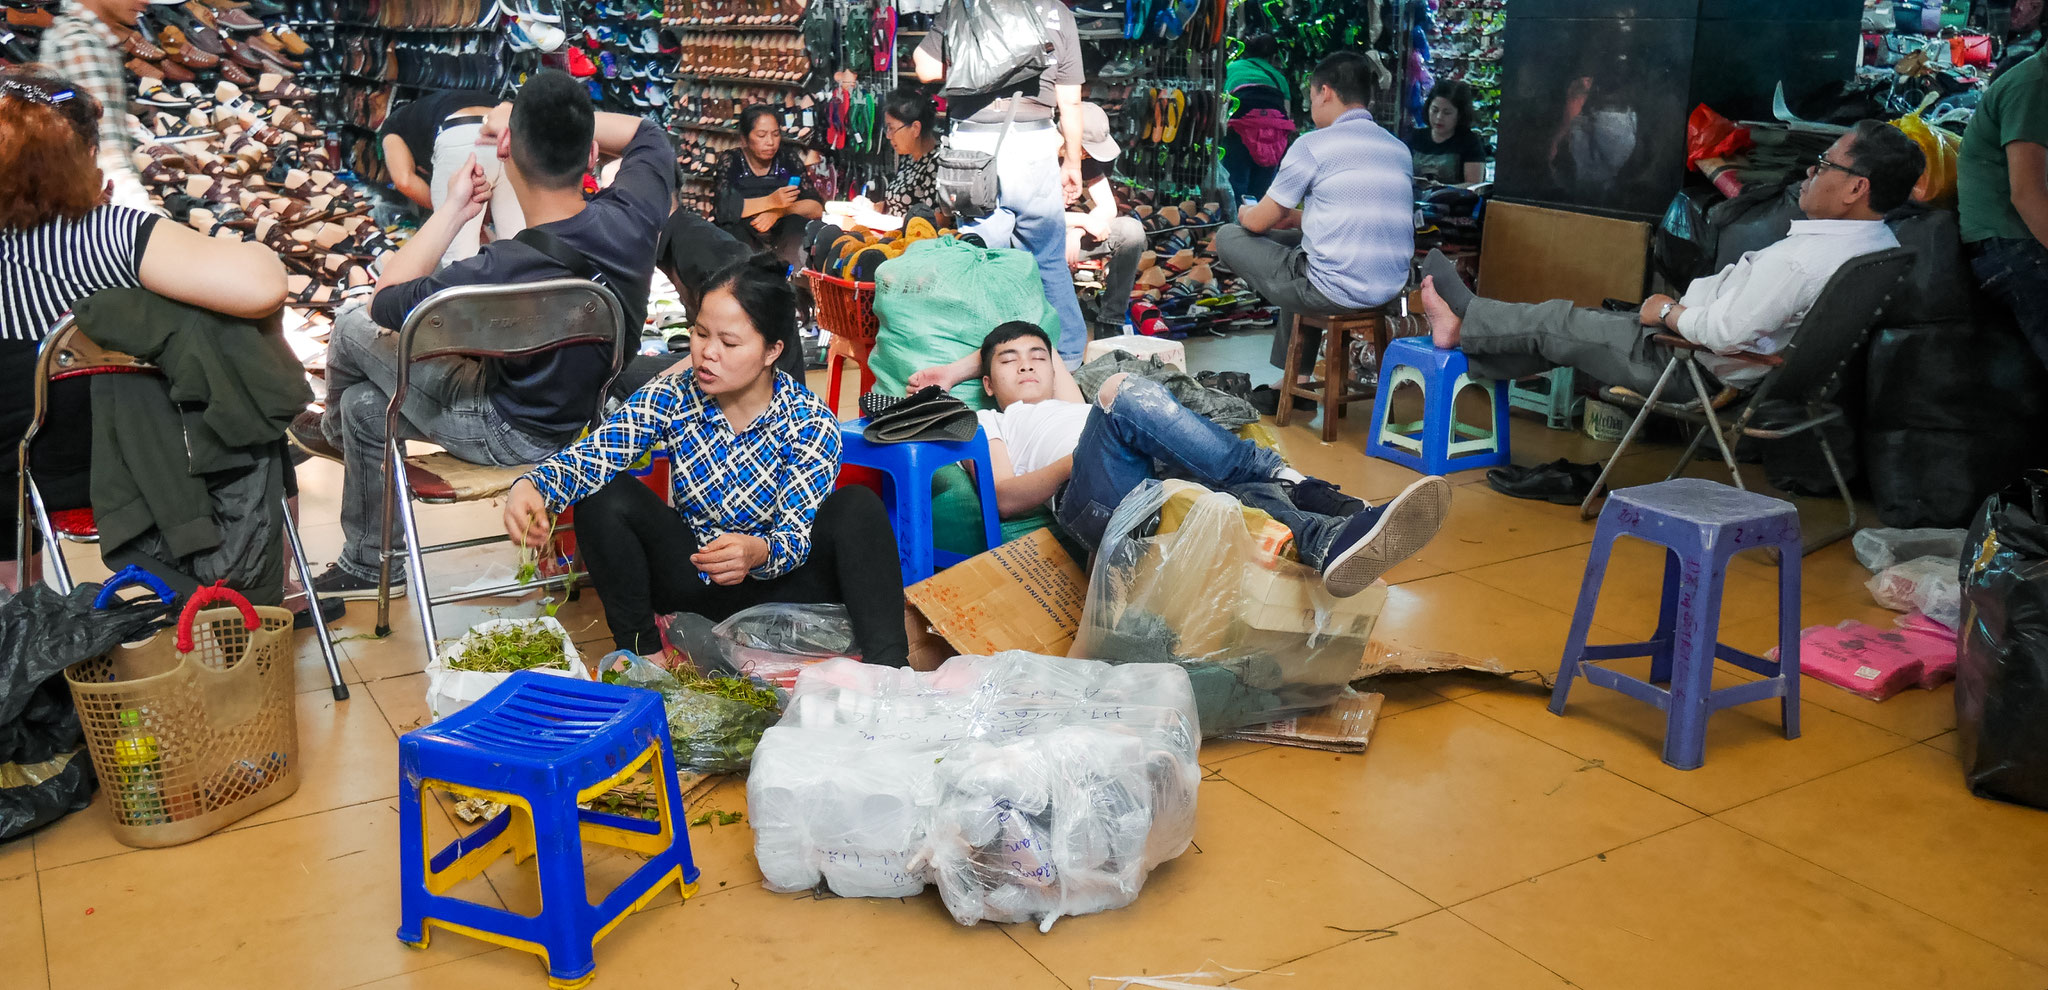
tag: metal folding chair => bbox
[13,316,349,700]
[373,279,632,653]
[1578,247,1917,554]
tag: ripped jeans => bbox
[1055,376,1357,566]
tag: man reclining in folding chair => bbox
[911,323,1452,597]
[1416,121,1925,401]
[291,70,674,598]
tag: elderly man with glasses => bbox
[1413,121,1925,395]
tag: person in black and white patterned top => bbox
[0,68,286,587]
[881,88,944,221]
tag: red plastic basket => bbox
[804,269,880,356]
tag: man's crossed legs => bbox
[1056,374,1450,596]
[308,305,561,597]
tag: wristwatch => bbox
[1656,301,1676,326]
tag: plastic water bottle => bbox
[110,709,168,826]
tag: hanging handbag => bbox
[935,100,1016,220]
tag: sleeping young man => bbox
[911,322,1451,596]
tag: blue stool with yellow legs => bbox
[396,670,699,988]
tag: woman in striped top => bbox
[0,66,287,589]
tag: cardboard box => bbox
[1226,691,1385,753]
[1241,569,1386,638]
[904,527,1087,659]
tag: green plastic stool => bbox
[1508,367,1582,431]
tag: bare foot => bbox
[1421,276,1462,348]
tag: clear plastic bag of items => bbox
[665,603,860,690]
[1070,480,1387,736]
[1867,555,1963,631]
[746,652,1200,931]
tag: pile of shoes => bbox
[562,0,675,116]
[1,0,51,70]
[132,79,395,309]
[124,0,310,88]
[804,215,965,282]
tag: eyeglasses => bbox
[1810,152,1867,178]
[883,120,908,137]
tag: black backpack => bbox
[937,0,1054,99]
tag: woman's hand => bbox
[692,533,769,586]
[768,185,802,209]
[750,211,779,233]
[503,479,554,550]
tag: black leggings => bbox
[573,477,909,666]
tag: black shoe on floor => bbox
[1486,459,1601,505]
[291,594,347,629]
[1249,384,1317,417]
[1287,477,1366,517]
[288,409,342,463]
[310,563,405,601]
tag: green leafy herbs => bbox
[688,809,745,828]
[443,624,568,673]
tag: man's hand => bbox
[691,533,769,586]
[1639,293,1677,327]
[909,365,958,391]
[477,101,512,144]
[502,479,554,550]
[442,154,491,223]
[1065,229,1084,267]
[1061,161,1083,202]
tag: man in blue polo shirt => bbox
[1215,51,1414,380]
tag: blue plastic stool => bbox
[838,421,1003,584]
[1367,337,1512,475]
[1548,478,1804,770]
[396,671,699,989]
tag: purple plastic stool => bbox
[1548,478,1803,770]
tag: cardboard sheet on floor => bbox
[904,527,1088,661]
[1225,690,1385,752]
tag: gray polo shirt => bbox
[1266,107,1415,309]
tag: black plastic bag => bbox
[1956,472,2048,810]
[1864,319,2048,527]
[0,582,176,840]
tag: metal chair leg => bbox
[1803,432,1858,555]
[390,441,440,654]
[1665,426,1713,482]
[26,481,73,594]
[376,433,400,638]
[283,499,349,700]
[1683,359,1744,490]
[1581,358,1681,521]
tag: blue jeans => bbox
[321,306,561,579]
[1055,377,1374,566]
[952,124,1087,367]
[1222,131,1277,204]
[1968,237,2048,369]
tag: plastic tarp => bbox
[1070,480,1383,736]
[1956,473,2048,810]
[0,583,175,840]
[867,236,1062,410]
[748,652,1199,931]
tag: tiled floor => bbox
[6,334,2044,990]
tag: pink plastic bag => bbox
[1774,619,1958,700]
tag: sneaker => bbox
[288,409,341,462]
[310,563,405,601]
[1287,477,1365,517]
[1320,476,1453,597]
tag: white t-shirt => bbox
[977,400,1092,475]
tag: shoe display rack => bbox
[1416,0,1504,145]
[317,0,514,181]
[2,0,50,69]
[662,0,822,214]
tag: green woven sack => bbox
[868,236,1062,410]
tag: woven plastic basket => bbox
[804,269,880,355]
[66,578,300,848]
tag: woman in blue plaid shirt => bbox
[503,256,909,665]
